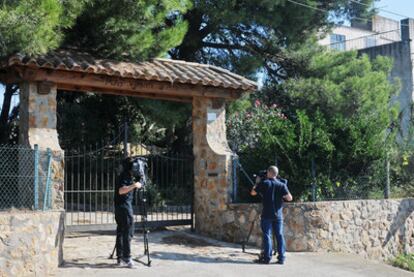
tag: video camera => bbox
[253,169,288,186]
[122,157,148,186]
[253,170,268,179]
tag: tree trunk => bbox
[170,9,206,61]
[0,84,17,143]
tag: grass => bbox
[391,254,414,272]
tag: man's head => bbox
[267,166,278,179]
[122,157,134,173]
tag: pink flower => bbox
[254,99,261,107]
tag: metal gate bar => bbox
[64,141,193,232]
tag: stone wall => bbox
[220,199,414,261]
[0,210,65,276]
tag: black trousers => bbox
[115,205,134,260]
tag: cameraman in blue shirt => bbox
[251,165,293,264]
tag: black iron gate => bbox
[64,143,193,232]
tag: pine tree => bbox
[170,0,376,79]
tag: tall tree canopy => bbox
[0,0,86,56]
[0,0,191,59]
[170,0,377,79]
[62,0,191,61]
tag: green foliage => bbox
[391,254,414,272]
[57,93,191,150]
[145,181,166,208]
[63,0,191,61]
[228,49,399,201]
[171,0,376,78]
[0,0,86,56]
[385,130,414,198]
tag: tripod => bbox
[139,186,151,266]
[241,211,277,256]
[109,186,152,267]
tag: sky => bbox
[0,0,413,110]
[376,0,414,20]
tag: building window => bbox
[330,34,346,51]
[365,37,377,48]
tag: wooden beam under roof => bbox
[58,83,193,103]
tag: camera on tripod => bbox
[123,157,148,186]
[131,157,148,185]
[253,170,268,182]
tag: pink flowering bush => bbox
[227,51,401,202]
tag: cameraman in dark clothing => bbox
[251,165,293,264]
[114,158,142,268]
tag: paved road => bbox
[59,228,413,277]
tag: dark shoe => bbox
[254,257,270,264]
[276,260,285,265]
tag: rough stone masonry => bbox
[0,210,64,276]
[218,199,414,262]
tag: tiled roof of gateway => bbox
[1,50,257,91]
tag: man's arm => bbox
[119,182,142,195]
[280,181,293,201]
[250,176,262,196]
[250,185,258,196]
[283,193,293,202]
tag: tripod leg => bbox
[242,212,260,253]
[109,243,116,259]
[140,188,151,266]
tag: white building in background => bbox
[319,16,402,51]
[319,15,414,139]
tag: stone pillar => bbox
[19,81,64,210]
[192,97,234,238]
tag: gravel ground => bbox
[59,227,413,277]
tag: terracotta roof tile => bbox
[1,50,257,91]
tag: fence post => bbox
[43,148,53,211]
[34,144,39,210]
[232,155,238,203]
[385,154,390,199]
[311,158,317,202]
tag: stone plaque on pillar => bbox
[37,81,55,95]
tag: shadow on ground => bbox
[61,260,117,269]
[151,251,253,264]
